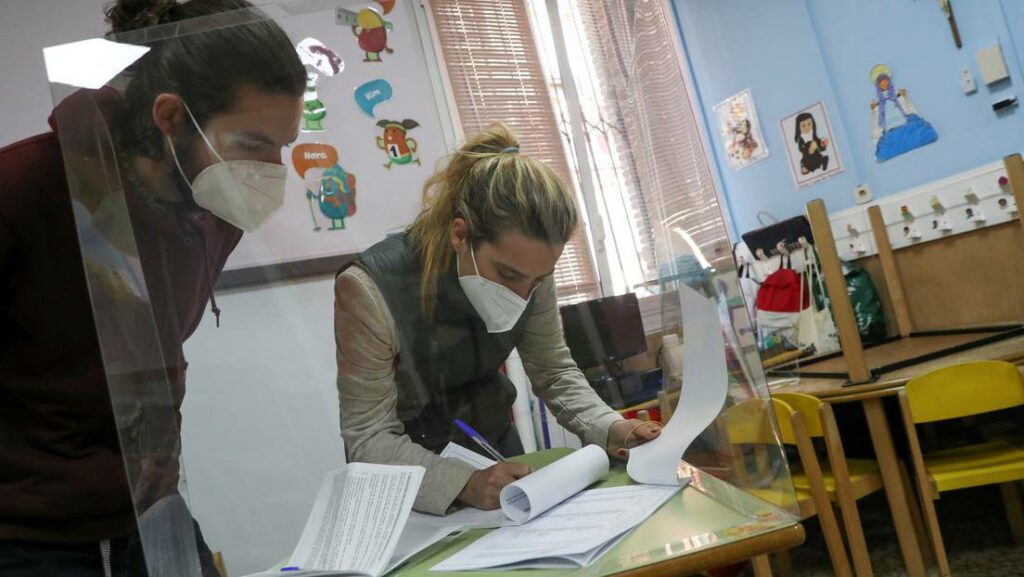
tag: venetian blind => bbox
[573,0,732,272]
[427,0,601,303]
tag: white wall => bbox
[182,275,345,576]
[0,0,108,146]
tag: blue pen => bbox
[454,419,507,462]
[280,568,301,572]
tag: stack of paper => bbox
[431,485,678,571]
[243,463,457,577]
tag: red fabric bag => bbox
[755,256,810,313]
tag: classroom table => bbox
[393,449,804,577]
[767,332,1024,577]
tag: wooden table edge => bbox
[609,523,805,577]
[770,347,1024,403]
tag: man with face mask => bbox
[0,1,304,575]
[335,124,662,516]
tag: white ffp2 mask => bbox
[168,103,287,232]
[458,246,532,334]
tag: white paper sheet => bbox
[499,444,609,523]
[288,463,424,576]
[409,507,512,530]
[431,485,679,571]
[627,286,729,485]
[383,516,461,574]
[439,442,497,470]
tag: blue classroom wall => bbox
[670,0,1024,239]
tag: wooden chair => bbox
[723,398,852,577]
[899,360,1024,577]
[773,392,916,577]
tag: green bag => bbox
[808,255,888,343]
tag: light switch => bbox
[977,43,1010,85]
[961,67,977,94]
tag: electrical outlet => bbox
[961,67,977,94]
[854,184,873,204]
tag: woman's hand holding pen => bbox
[457,462,532,510]
[607,419,662,459]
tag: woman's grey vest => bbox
[351,234,533,454]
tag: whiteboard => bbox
[226,0,453,271]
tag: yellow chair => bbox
[773,392,894,577]
[899,360,1024,577]
[723,398,852,577]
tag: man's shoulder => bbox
[0,132,67,221]
[0,132,62,171]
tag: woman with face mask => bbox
[335,124,661,514]
[0,1,304,575]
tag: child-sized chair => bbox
[899,360,1024,577]
[773,392,897,577]
[724,398,852,577]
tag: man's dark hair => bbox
[106,0,306,158]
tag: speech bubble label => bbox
[291,142,339,177]
[354,79,393,117]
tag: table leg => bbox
[751,554,773,577]
[862,398,927,577]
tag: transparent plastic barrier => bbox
[44,0,796,575]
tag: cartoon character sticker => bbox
[292,143,357,231]
[713,89,769,171]
[780,102,843,189]
[376,119,421,169]
[295,38,344,133]
[318,165,358,230]
[869,64,938,162]
[353,8,393,62]
[373,0,395,14]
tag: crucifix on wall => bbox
[939,0,962,49]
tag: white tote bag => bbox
[797,247,840,354]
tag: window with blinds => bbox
[426,0,601,304]
[546,0,733,290]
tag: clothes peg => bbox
[964,188,980,205]
[900,205,914,221]
[901,226,920,240]
[929,196,945,213]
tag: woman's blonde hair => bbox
[408,123,578,317]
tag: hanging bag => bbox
[797,247,840,354]
[755,255,808,346]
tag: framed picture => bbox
[780,102,843,189]
[713,89,769,171]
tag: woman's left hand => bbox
[607,419,662,460]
